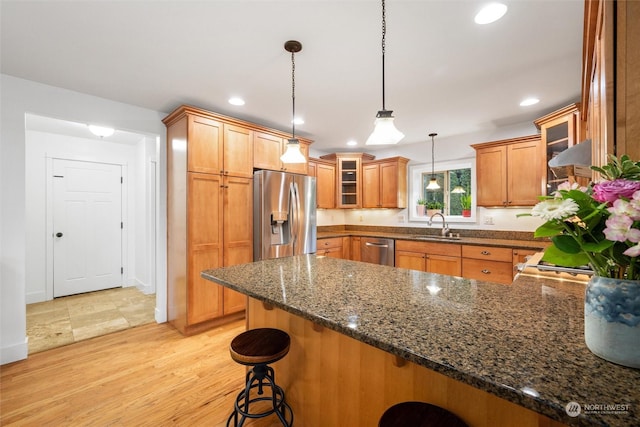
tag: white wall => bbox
[1,74,167,365]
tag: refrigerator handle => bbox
[290,182,299,246]
[292,182,301,247]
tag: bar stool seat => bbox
[379,401,468,427]
[227,328,293,427]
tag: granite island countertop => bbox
[202,255,640,427]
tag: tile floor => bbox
[26,287,156,354]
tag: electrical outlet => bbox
[359,215,364,222]
[397,214,405,223]
[484,216,494,225]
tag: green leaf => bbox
[552,234,582,254]
[541,245,591,267]
[582,240,614,253]
[534,222,563,238]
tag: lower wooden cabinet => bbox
[395,240,462,276]
[317,237,350,259]
[461,245,515,285]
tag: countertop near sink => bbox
[203,255,639,427]
[317,228,548,251]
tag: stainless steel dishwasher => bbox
[360,237,395,266]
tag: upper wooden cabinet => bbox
[472,135,544,207]
[362,157,409,208]
[253,131,310,175]
[319,153,375,209]
[186,114,253,178]
[534,103,586,194]
[308,157,336,209]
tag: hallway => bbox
[26,287,156,354]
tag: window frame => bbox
[408,159,476,223]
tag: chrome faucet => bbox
[428,212,450,237]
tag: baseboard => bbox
[1,336,28,365]
[26,291,47,305]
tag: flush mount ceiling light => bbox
[228,97,245,106]
[88,124,115,138]
[366,0,404,146]
[474,3,508,25]
[426,133,440,190]
[280,40,306,164]
[520,97,540,107]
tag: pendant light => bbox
[366,0,404,145]
[452,171,466,193]
[280,40,307,164]
[426,133,440,190]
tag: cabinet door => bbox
[476,145,507,206]
[426,255,461,276]
[507,139,544,206]
[513,249,538,271]
[462,258,514,285]
[350,236,361,261]
[380,161,401,208]
[316,162,336,209]
[395,250,427,271]
[224,124,253,178]
[187,173,224,324]
[362,163,381,208]
[222,176,253,314]
[337,157,362,208]
[253,132,283,171]
[308,159,317,177]
[188,115,223,174]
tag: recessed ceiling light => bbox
[88,124,115,137]
[228,97,245,106]
[520,97,540,107]
[347,140,358,147]
[292,117,304,125]
[475,3,508,25]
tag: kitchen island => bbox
[202,255,639,427]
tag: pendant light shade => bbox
[451,186,466,194]
[426,132,440,190]
[366,0,404,145]
[280,40,307,164]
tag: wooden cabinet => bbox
[317,237,349,259]
[350,236,361,261]
[395,240,462,276]
[187,115,253,178]
[165,105,270,335]
[512,248,538,272]
[308,157,336,209]
[362,157,409,208]
[462,245,515,285]
[472,135,544,207]
[253,131,310,175]
[320,153,375,209]
[534,104,587,194]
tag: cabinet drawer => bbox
[317,237,343,249]
[462,258,514,285]
[396,240,461,257]
[462,245,512,262]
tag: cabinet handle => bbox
[481,269,491,274]
[481,250,491,255]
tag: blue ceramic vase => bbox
[584,276,640,368]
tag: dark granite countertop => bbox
[202,255,640,427]
[317,230,548,251]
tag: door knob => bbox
[56,232,63,238]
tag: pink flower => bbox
[607,197,640,221]
[554,181,587,197]
[603,215,636,242]
[624,243,640,258]
[592,179,640,204]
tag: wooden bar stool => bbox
[226,328,293,427]
[379,401,469,427]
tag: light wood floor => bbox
[1,320,287,426]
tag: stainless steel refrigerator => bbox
[254,170,317,261]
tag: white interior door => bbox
[53,159,123,297]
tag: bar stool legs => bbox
[226,328,293,427]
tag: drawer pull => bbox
[481,269,491,274]
[481,250,491,256]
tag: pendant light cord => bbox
[291,49,296,139]
[381,0,386,111]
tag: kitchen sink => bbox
[411,234,461,241]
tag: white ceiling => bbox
[1,0,584,153]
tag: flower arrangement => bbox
[519,155,640,280]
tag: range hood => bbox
[548,139,592,178]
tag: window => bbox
[409,160,475,222]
